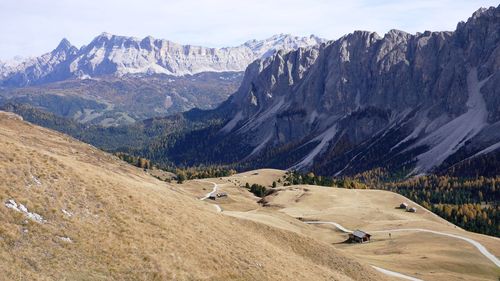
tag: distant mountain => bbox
[0,33,324,126]
[151,5,500,177]
[0,39,79,86]
[0,33,326,87]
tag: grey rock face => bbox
[0,34,325,87]
[0,39,79,86]
[219,5,500,175]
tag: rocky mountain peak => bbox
[384,29,411,39]
[471,5,497,19]
[54,38,77,54]
[0,33,325,86]
[211,5,500,176]
[96,32,114,40]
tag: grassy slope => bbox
[0,112,382,281]
[191,170,499,281]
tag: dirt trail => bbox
[197,180,218,200]
[304,221,500,267]
[196,180,222,213]
[371,266,423,281]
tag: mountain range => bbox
[0,34,324,126]
[0,33,325,86]
[137,5,500,177]
[2,6,500,178]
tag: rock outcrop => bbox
[213,5,500,176]
[0,34,325,86]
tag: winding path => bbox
[304,220,500,280]
[371,228,500,267]
[213,204,222,213]
[371,266,423,281]
[196,180,223,213]
[304,221,499,267]
[304,221,353,233]
[197,180,218,200]
[304,221,424,280]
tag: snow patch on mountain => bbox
[243,34,324,59]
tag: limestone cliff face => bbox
[0,34,325,87]
[219,5,500,175]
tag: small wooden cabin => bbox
[217,192,228,198]
[407,207,417,213]
[349,230,371,243]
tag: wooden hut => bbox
[348,230,371,243]
[407,207,417,213]
[217,192,228,198]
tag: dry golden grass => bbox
[178,170,500,281]
[0,112,384,281]
[227,169,287,187]
[254,185,500,281]
[147,168,176,182]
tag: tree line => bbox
[283,170,499,237]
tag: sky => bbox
[0,0,498,60]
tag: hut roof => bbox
[352,230,370,238]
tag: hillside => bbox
[0,111,384,280]
[178,169,500,281]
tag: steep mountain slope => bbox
[0,39,78,86]
[169,5,500,177]
[0,111,384,280]
[0,33,325,87]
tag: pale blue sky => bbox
[0,0,498,60]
